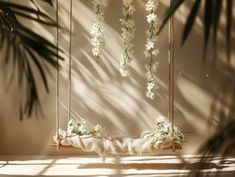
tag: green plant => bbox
[0,0,63,120]
[159,0,233,63]
[159,1,234,176]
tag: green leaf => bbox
[0,3,63,119]
[181,0,201,45]
[212,0,222,65]
[212,0,222,44]
[203,0,213,57]
[158,0,184,34]
[226,0,233,62]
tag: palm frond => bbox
[159,0,232,63]
[181,0,201,44]
[203,0,213,59]
[0,1,63,120]
[226,0,233,63]
[158,0,184,34]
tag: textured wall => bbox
[0,0,234,155]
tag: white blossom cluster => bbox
[90,0,109,61]
[148,116,184,146]
[144,0,160,99]
[119,0,136,77]
[66,119,107,138]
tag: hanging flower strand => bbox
[90,0,109,61]
[144,0,160,99]
[119,0,136,77]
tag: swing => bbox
[51,0,183,157]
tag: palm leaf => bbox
[181,0,201,44]
[159,0,233,63]
[158,0,184,34]
[226,0,233,62]
[203,0,213,59]
[212,0,222,65]
[0,1,63,119]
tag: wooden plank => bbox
[49,143,182,151]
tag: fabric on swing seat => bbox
[53,116,184,158]
[53,133,181,158]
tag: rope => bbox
[55,0,61,150]
[68,0,73,121]
[168,0,175,150]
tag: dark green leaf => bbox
[226,0,233,62]
[212,0,222,65]
[203,0,213,57]
[158,0,184,34]
[181,0,201,44]
[0,2,63,119]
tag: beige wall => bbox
[0,0,234,155]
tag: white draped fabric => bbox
[54,133,180,159]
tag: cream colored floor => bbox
[0,155,235,177]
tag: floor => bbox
[0,155,235,177]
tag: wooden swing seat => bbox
[49,143,182,151]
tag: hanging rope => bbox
[168,0,175,149]
[55,0,61,151]
[68,0,73,121]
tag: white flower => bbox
[145,40,154,50]
[146,90,154,99]
[156,116,165,123]
[146,0,160,12]
[67,119,79,135]
[144,51,151,58]
[146,0,155,11]
[94,124,102,132]
[120,67,129,77]
[147,13,157,23]
[147,115,184,147]
[152,49,159,56]
[147,82,155,90]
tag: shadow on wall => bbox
[0,0,234,155]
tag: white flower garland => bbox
[90,0,109,61]
[144,0,160,99]
[119,0,136,77]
